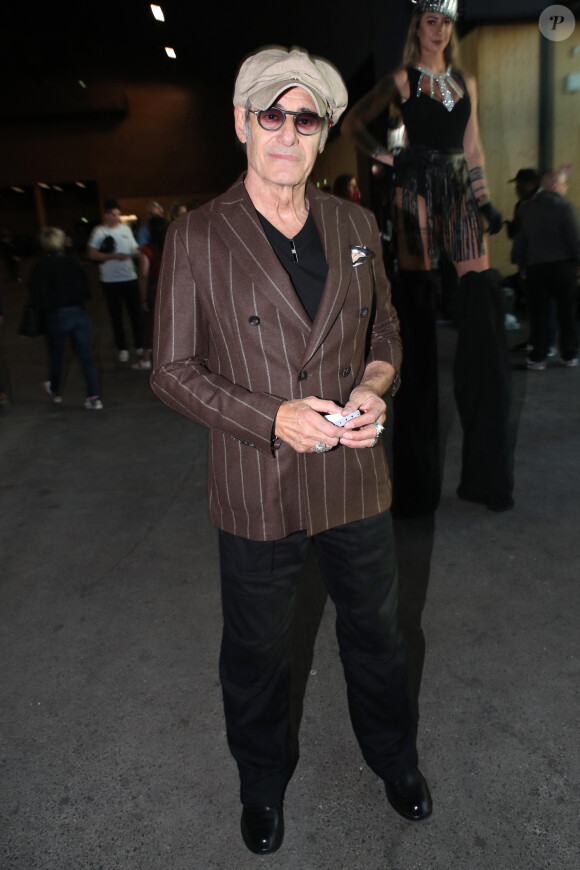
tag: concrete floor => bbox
[0,266,578,870]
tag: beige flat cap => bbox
[233,45,348,125]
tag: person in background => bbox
[151,44,432,857]
[505,168,540,241]
[133,215,167,371]
[137,201,165,246]
[504,168,547,353]
[341,0,513,514]
[29,227,103,409]
[87,199,143,363]
[169,202,188,222]
[332,173,361,203]
[513,167,580,371]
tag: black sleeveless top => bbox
[400,67,470,152]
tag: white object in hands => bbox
[324,410,362,427]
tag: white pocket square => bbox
[351,245,372,267]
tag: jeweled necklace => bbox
[416,65,463,112]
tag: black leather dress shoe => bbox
[385,767,432,821]
[241,804,284,854]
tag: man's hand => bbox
[336,361,394,449]
[275,396,345,453]
[339,384,386,449]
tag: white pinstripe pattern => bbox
[151,177,401,541]
[209,225,237,383]
[275,308,295,400]
[235,439,250,538]
[334,312,345,398]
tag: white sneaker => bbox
[85,396,104,410]
[504,313,520,330]
[526,358,546,371]
[43,381,62,403]
[131,360,152,370]
[561,357,578,368]
[118,350,129,362]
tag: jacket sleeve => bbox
[364,215,402,393]
[150,224,284,456]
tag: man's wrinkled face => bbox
[235,87,323,190]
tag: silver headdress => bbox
[409,0,459,20]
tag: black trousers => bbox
[527,260,578,363]
[101,280,143,351]
[453,269,514,510]
[391,270,442,516]
[218,512,414,806]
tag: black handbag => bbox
[99,235,116,254]
[19,301,45,337]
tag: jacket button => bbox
[359,307,369,318]
[248,315,260,326]
[298,370,308,381]
[341,366,352,377]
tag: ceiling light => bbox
[53,185,63,191]
[75,182,86,188]
[165,46,176,59]
[11,186,25,193]
[78,80,87,88]
[151,5,165,21]
[38,182,50,189]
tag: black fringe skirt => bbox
[393,145,485,263]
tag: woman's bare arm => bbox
[341,69,407,165]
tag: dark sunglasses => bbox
[249,107,323,135]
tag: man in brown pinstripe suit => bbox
[151,46,432,854]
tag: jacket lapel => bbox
[301,185,352,366]
[210,177,353,357]
[212,177,311,332]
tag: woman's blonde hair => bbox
[401,12,461,69]
[40,227,66,254]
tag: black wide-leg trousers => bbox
[218,512,414,807]
[391,269,442,516]
[453,269,514,510]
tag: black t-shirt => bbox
[258,211,328,322]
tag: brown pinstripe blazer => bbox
[151,175,402,541]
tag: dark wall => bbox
[0,75,244,199]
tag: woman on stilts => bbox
[342,0,514,514]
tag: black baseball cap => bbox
[508,169,539,183]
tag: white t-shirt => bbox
[88,223,139,283]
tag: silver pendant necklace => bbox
[416,65,463,112]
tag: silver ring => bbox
[314,441,331,453]
[370,421,384,448]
